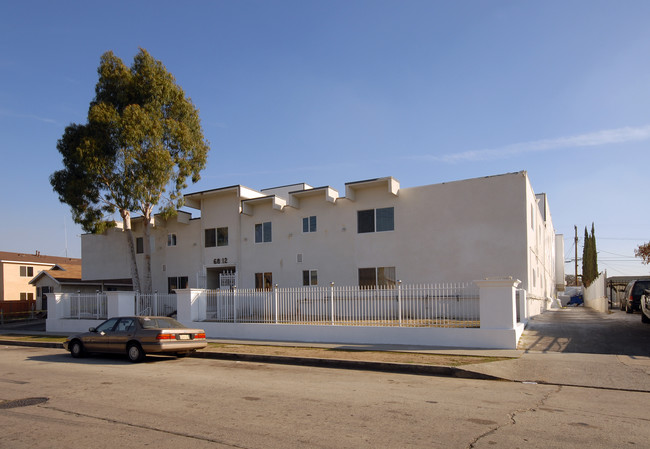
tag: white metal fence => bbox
[60,293,108,320]
[135,293,177,317]
[203,282,479,328]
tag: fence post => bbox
[76,291,81,319]
[274,284,279,324]
[397,280,402,327]
[154,291,158,316]
[475,277,521,330]
[233,286,238,324]
[96,290,100,319]
[330,282,335,325]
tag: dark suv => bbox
[620,280,650,313]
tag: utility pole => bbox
[574,225,579,286]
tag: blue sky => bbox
[1,1,650,277]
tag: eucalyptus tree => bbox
[51,49,209,293]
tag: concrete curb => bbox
[0,339,504,381]
[192,350,506,381]
[0,340,64,349]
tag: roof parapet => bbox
[345,176,399,201]
[288,186,339,208]
[241,195,287,216]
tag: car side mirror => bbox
[89,327,97,333]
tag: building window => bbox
[217,227,228,246]
[303,270,318,286]
[376,207,394,232]
[358,207,394,233]
[20,292,34,301]
[136,237,144,254]
[168,276,188,293]
[357,210,375,233]
[358,267,396,288]
[19,266,34,277]
[255,222,272,243]
[302,216,317,233]
[167,234,177,247]
[205,228,216,247]
[255,272,273,290]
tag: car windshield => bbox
[138,317,187,329]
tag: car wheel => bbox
[70,340,85,358]
[127,343,145,363]
[642,312,650,324]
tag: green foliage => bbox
[581,223,599,287]
[51,49,209,292]
[51,48,209,233]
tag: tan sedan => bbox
[63,316,207,362]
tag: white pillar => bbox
[475,277,521,330]
[106,291,135,318]
[175,288,204,324]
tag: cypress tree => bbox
[582,223,599,287]
[582,227,591,286]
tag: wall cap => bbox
[474,277,521,288]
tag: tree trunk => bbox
[142,204,154,294]
[121,210,142,293]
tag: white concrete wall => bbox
[82,227,132,281]
[47,281,525,349]
[584,272,608,313]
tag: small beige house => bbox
[29,263,132,312]
[0,251,80,313]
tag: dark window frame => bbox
[255,272,273,290]
[358,266,396,288]
[168,276,189,294]
[205,228,216,248]
[217,227,229,247]
[302,269,318,286]
[255,222,272,243]
[302,216,317,233]
[358,207,394,233]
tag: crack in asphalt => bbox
[467,385,562,449]
[41,405,250,448]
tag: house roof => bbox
[29,261,83,285]
[0,251,80,266]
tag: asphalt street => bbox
[1,344,648,448]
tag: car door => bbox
[83,318,119,352]
[109,318,137,353]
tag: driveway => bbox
[518,307,650,357]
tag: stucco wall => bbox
[0,261,46,301]
[584,273,608,313]
[80,172,559,299]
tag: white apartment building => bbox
[81,171,562,303]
